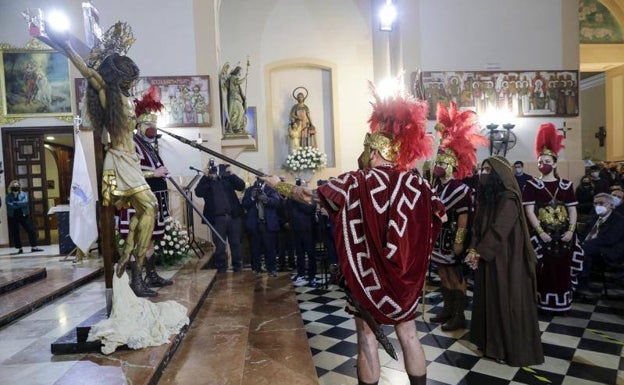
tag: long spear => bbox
[243,55,250,111]
[158,128,266,177]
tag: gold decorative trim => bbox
[275,181,296,198]
[364,132,399,162]
[0,38,73,125]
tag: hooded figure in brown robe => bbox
[465,155,544,367]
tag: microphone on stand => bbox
[189,166,203,173]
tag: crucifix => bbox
[595,126,606,147]
[23,2,116,314]
[557,121,572,138]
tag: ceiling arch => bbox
[580,0,624,72]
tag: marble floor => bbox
[296,277,624,385]
[0,245,316,385]
[3,245,624,385]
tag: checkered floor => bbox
[295,278,624,385]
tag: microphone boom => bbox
[159,128,265,177]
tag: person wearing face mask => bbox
[464,156,543,367]
[116,86,172,297]
[6,180,43,254]
[576,193,624,300]
[612,187,624,215]
[513,161,532,192]
[588,165,609,194]
[575,176,596,217]
[522,123,584,315]
[428,101,487,331]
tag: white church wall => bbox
[218,0,375,180]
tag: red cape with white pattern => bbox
[318,166,444,325]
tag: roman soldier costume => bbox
[429,101,487,330]
[315,90,445,325]
[522,123,584,312]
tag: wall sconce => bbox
[486,123,517,157]
[379,0,397,31]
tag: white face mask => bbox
[613,196,622,207]
[595,205,608,216]
[515,167,523,175]
[591,171,600,178]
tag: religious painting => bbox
[133,76,211,127]
[75,75,211,128]
[0,40,72,124]
[244,106,258,152]
[418,70,579,120]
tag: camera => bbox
[208,158,218,174]
[295,178,302,186]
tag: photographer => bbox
[195,159,246,273]
[289,179,319,287]
[242,177,281,276]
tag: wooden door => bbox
[2,129,55,245]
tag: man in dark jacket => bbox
[289,179,319,287]
[577,193,624,298]
[195,162,246,273]
[242,178,281,276]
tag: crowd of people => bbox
[194,166,338,289]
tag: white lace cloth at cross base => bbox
[87,268,189,355]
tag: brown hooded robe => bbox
[469,156,544,367]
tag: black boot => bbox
[442,290,466,331]
[144,257,173,287]
[430,288,453,323]
[408,373,426,385]
[130,261,158,297]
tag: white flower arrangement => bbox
[153,216,191,265]
[285,146,328,172]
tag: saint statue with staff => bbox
[288,86,316,151]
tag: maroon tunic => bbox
[317,166,444,325]
[431,178,472,265]
[522,178,584,312]
[117,135,169,240]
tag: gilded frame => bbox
[0,39,73,124]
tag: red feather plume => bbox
[436,102,488,179]
[367,82,432,171]
[534,122,564,158]
[134,85,164,118]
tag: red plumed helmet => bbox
[535,122,564,158]
[367,82,432,171]
[435,102,488,179]
[134,85,164,125]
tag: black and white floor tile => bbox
[295,278,624,385]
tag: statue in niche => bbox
[220,61,249,135]
[288,87,316,151]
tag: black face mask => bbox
[11,186,20,192]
